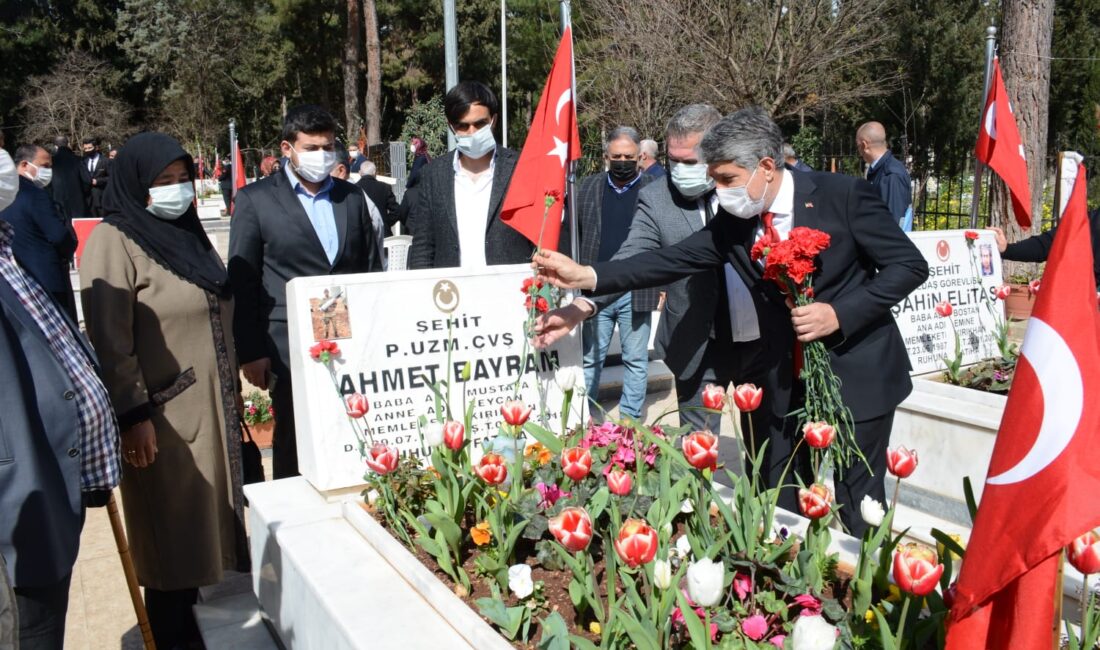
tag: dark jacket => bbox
[406,148,533,270]
[866,150,912,227]
[228,171,383,372]
[561,172,660,311]
[591,170,929,422]
[0,176,78,293]
[50,146,87,221]
[356,175,400,234]
[80,152,109,213]
[1,276,100,587]
[1003,208,1100,287]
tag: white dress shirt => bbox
[452,152,495,269]
[702,195,759,342]
[753,168,796,244]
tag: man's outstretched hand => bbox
[532,250,597,290]
[532,302,593,348]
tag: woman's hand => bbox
[121,420,158,468]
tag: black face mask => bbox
[608,160,638,182]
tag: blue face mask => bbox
[454,123,497,159]
[146,182,196,220]
[670,161,714,199]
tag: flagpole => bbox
[229,119,237,215]
[501,0,508,149]
[969,25,997,229]
[560,0,578,262]
[443,0,459,151]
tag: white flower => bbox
[508,564,534,599]
[423,422,444,447]
[680,498,695,514]
[686,558,725,607]
[861,495,885,528]
[366,489,380,504]
[653,559,672,590]
[555,366,583,393]
[675,535,692,559]
[791,615,838,650]
[662,522,673,537]
[244,400,254,409]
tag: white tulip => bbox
[680,498,695,513]
[508,564,534,599]
[685,558,725,607]
[555,366,583,393]
[662,522,673,537]
[675,535,692,559]
[423,422,444,447]
[366,489,380,504]
[653,559,672,590]
[791,615,838,650]
[860,496,885,528]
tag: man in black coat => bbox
[48,137,86,221]
[0,145,78,320]
[534,107,929,537]
[79,137,109,218]
[355,160,401,235]
[406,81,531,269]
[991,209,1100,287]
[229,105,383,479]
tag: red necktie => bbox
[761,211,780,244]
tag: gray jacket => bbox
[593,177,723,377]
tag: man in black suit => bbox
[355,160,401,235]
[229,104,383,479]
[406,81,530,269]
[534,107,928,537]
[48,137,86,221]
[0,145,78,320]
[79,137,108,218]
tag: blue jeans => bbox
[583,293,651,419]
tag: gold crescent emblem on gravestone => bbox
[433,280,460,314]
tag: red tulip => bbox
[548,506,593,552]
[344,393,369,419]
[802,421,835,449]
[964,230,979,241]
[607,468,633,496]
[614,519,659,567]
[798,483,832,519]
[1067,530,1100,575]
[934,301,953,317]
[1029,279,1041,295]
[995,284,1012,300]
[561,446,593,481]
[682,431,719,471]
[501,400,532,427]
[442,421,465,451]
[365,443,399,475]
[475,453,508,485]
[893,543,944,596]
[887,446,919,478]
[701,384,726,411]
[732,383,763,412]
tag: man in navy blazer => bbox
[534,108,928,538]
[0,145,78,320]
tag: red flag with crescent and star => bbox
[975,57,1033,229]
[946,163,1100,649]
[500,27,581,251]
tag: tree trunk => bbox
[343,0,362,138]
[994,0,1054,257]
[363,0,382,144]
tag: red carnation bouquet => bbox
[751,227,864,472]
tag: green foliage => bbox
[1049,0,1100,156]
[790,125,822,168]
[399,96,448,160]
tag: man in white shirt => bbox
[406,81,531,270]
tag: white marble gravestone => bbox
[286,264,584,492]
[892,229,1005,374]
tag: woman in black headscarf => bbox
[79,132,248,650]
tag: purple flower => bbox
[535,482,570,509]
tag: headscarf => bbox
[259,155,278,177]
[102,132,229,297]
[411,136,431,161]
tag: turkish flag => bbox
[500,27,581,251]
[231,139,247,214]
[975,57,1033,229]
[946,164,1100,648]
[212,156,222,180]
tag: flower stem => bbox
[895,595,912,650]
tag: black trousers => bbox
[675,338,767,433]
[271,373,300,479]
[14,573,71,650]
[145,587,200,649]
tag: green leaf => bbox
[675,590,710,650]
[873,607,898,650]
[423,511,462,549]
[962,476,979,523]
[568,578,585,607]
[567,635,600,650]
[523,421,565,454]
[475,598,526,640]
[588,486,610,521]
[537,612,571,650]
[617,607,661,650]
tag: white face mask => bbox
[715,167,767,219]
[0,150,18,211]
[454,123,497,159]
[670,161,714,199]
[292,147,337,183]
[25,163,53,189]
[146,182,195,220]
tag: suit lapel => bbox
[331,183,349,267]
[484,149,515,234]
[790,170,818,231]
[273,172,330,264]
[442,151,459,239]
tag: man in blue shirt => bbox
[858,122,913,231]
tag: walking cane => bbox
[106,493,157,650]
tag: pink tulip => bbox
[344,393,369,419]
[802,421,835,449]
[682,431,719,471]
[365,444,398,475]
[732,383,763,412]
[1068,530,1100,575]
[607,468,633,496]
[893,543,944,596]
[561,446,593,481]
[548,507,593,552]
[501,400,532,427]
[935,300,953,317]
[701,384,726,411]
[1029,279,1041,295]
[887,446,918,478]
[475,453,508,485]
[798,484,832,520]
[995,284,1012,300]
[442,420,465,451]
[614,519,658,568]
[741,614,768,641]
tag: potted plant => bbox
[242,389,275,448]
[1004,265,1043,321]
